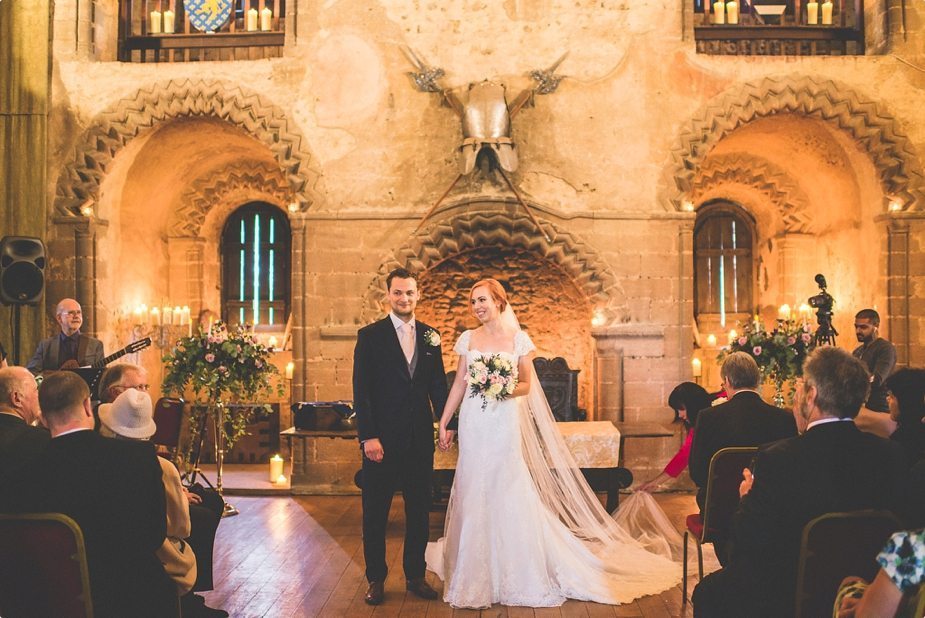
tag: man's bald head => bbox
[0,366,41,425]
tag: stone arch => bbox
[360,205,624,322]
[53,79,322,218]
[665,75,925,212]
[171,161,292,237]
[691,154,813,233]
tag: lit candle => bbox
[726,0,739,23]
[151,307,161,326]
[821,0,833,24]
[692,358,703,377]
[246,8,258,31]
[713,0,725,23]
[149,9,162,34]
[707,334,717,348]
[285,361,294,380]
[163,9,175,33]
[207,316,213,333]
[729,329,738,342]
[807,1,819,23]
[276,474,287,485]
[173,306,182,326]
[269,454,284,482]
[778,304,792,321]
[267,336,278,350]
[163,306,173,325]
[799,303,812,324]
[260,6,272,31]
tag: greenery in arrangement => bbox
[162,321,284,466]
[718,317,816,405]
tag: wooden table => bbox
[434,421,630,511]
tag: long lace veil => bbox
[501,305,679,567]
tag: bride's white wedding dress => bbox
[426,329,680,609]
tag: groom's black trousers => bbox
[361,444,434,583]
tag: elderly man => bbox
[0,366,49,491]
[27,298,104,374]
[692,347,905,618]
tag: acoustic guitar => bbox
[58,337,153,370]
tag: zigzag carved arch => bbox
[53,79,321,218]
[665,75,925,212]
[360,208,624,322]
[691,154,813,233]
[171,161,292,237]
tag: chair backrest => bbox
[533,357,584,422]
[0,513,93,618]
[794,509,901,618]
[152,397,184,448]
[700,446,759,543]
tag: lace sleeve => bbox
[514,330,536,357]
[454,330,471,356]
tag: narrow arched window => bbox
[221,202,290,328]
[694,203,754,327]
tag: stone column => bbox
[51,217,109,337]
[591,324,667,423]
[289,213,309,404]
[0,0,52,362]
[884,215,912,365]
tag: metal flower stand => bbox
[213,402,239,518]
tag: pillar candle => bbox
[276,474,287,485]
[151,307,161,326]
[269,454,284,482]
[267,336,278,350]
[163,9,175,33]
[260,6,272,31]
[713,1,725,23]
[246,8,258,31]
[729,329,738,342]
[285,361,294,380]
[799,303,812,324]
[778,304,792,321]
[173,306,182,326]
[726,0,739,23]
[149,10,162,33]
[163,306,173,325]
[821,0,833,24]
[807,1,819,24]
[692,357,703,377]
[706,334,717,348]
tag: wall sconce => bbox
[888,200,903,212]
[287,202,299,213]
[591,308,609,327]
[682,200,695,212]
[79,199,94,217]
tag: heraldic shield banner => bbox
[184,0,232,32]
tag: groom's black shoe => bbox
[365,581,384,605]
[406,578,438,600]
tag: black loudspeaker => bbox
[0,236,46,305]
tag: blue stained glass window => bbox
[222,202,291,329]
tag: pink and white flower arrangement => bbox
[467,353,518,411]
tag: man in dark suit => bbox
[0,366,49,491]
[690,351,797,512]
[692,346,905,618]
[26,298,104,374]
[353,267,452,605]
[25,371,176,617]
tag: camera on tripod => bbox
[808,274,837,346]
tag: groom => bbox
[353,267,453,605]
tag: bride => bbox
[425,279,681,609]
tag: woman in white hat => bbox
[99,387,197,594]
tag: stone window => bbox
[221,202,290,329]
[694,203,754,327]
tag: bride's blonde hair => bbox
[469,278,508,312]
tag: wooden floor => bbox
[202,493,713,618]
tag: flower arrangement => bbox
[718,317,815,406]
[162,321,285,466]
[467,353,518,411]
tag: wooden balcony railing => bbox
[119,0,285,62]
[693,0,864,55]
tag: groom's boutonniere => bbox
[423,329,441,347]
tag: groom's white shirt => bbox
[388,311,415,333]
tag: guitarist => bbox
[26,298,104,375]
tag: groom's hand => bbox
[438,429,456,451]
[364,438,384,463]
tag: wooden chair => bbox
[0,513,93,618]
[794,509,901,618]
[533,357,587,421]
[682,446,758,602]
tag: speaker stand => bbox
[11,304,21,366]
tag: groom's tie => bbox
[400,322,415,365]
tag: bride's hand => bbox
[438,426,455,451]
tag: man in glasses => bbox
[26,298,104,375]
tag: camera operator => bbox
[852,308,896,413]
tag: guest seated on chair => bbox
[692,347,905,618]
[98,363,227,618]
[0,366,49,492]
[885,369,925,466]
[637,382,712,492]
[24,371,177,617]
[834,528,925,618]
[99,388,197,595]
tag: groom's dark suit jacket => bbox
[353,317,451,454]
[701,421,904,617]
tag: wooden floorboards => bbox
[201,493,707,618]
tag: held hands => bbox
[739,468,755,498]
[364,438,385,463]
[438,426,456,451]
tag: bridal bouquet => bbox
[467,354,518,411]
